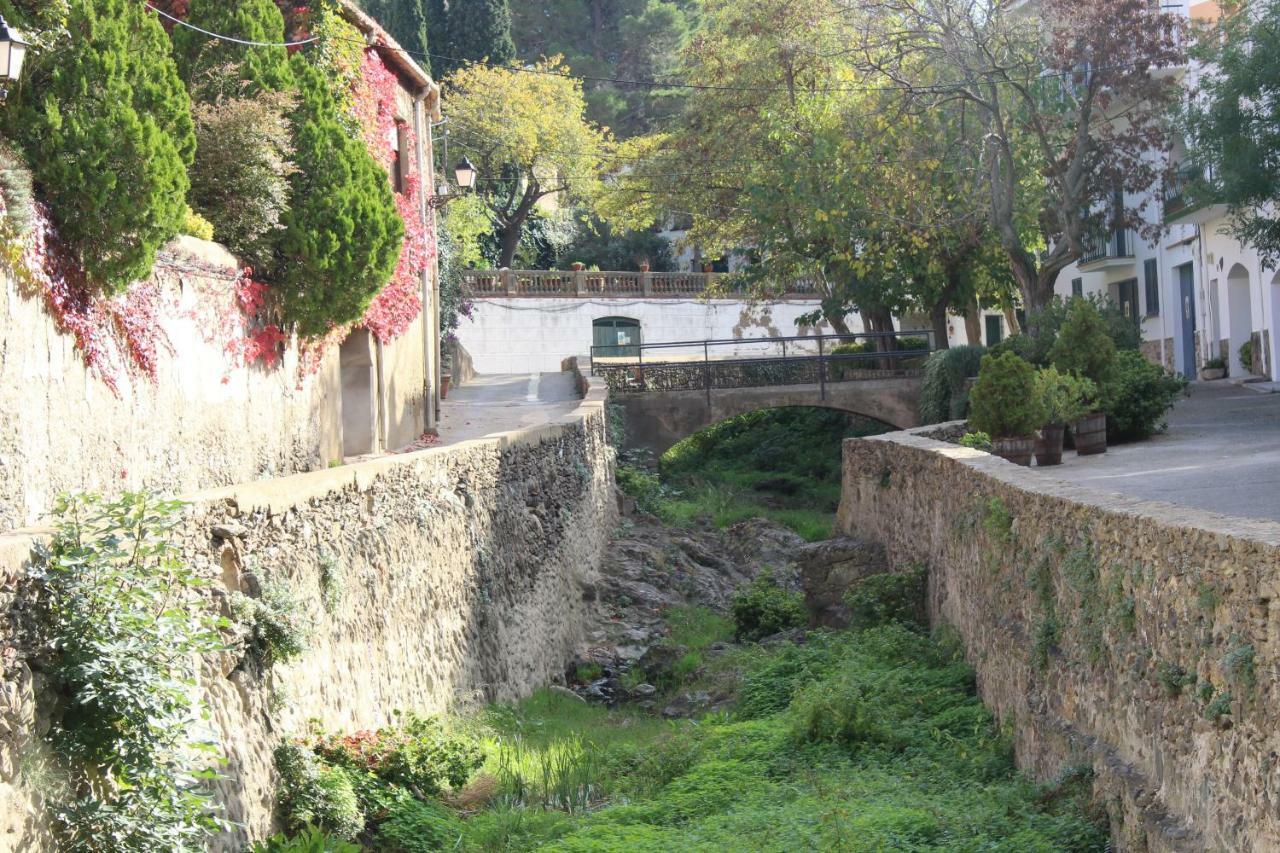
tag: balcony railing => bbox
[1164,162,1219,223]
[1079,227,1136,266]
[461,269,823,299]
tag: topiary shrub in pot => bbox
[1049,300,1116,456]
[1033,367,1095,466]
[1099,350,1188,442]
[967,352,1045,466]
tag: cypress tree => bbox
[361,0,431,74]
[426,0,447,72]
[172,0,295,94]
[14,0,194,292]
[444,0,514,75]
[277,57,404,335]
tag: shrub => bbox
[182,206,215,241]
[187,91,297,270]
[1239,339,1255,373]
[843,567,927,630]
[313,713,483,798]
[967,352,1044,438]
[274,744,365,840]
[789,676,896,749]
[253,827,361,852]
[0,141,34,239]
[1204,356,1227,371]
[1099,350,1187,442]
[959,431,992,451]
[919,345,986,423]
[278,57,403,335]
[1035,366,1095,426]
[615,464,665,515]
[13,0,194,292]
[232,580,312,668]
[730,568,806,642]
[1049,299,1117,387]
[30,492,226,851]
[172,0,295,96]
[1003,295,1139,366]
[376,797,465,852]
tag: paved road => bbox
[1051,382,1280,522]
[436,372,581,445]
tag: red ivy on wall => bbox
[351,47,434,344]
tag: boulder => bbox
[795,536,889,628]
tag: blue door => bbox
[1178,264,1197,379]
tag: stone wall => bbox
[0,380,615,850]
[837,428,1280,852]
[0,237,432,533]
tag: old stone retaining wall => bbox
[838,427,1280,852]
[0,380,615,850]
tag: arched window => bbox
[593,317,642,357]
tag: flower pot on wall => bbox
[992,436,1035,466]
[1201,367,1226,380]
[1072,412,1107,456]
[1035,425,1065,466]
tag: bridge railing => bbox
[591,331,936,398]
[461,269,823,299]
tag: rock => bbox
[211,521,249,541]
[795,536,889,628]
[632,683,657,698]
[637,643,688,681]
[758,627,806,646]
[548,685,587,703]
[661,690,713,719]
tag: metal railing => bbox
[461,269,823,299]
[1079,227,1136,265]
[1164,162,1218,223]
[590,331,936,401]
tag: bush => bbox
[253,827,361,852]
[12,0,194,291]
[1240,339,1255,374]
[232,580,312,668]
[313,713,484,798]
[277,56,403,335]
[1001,296,1139,367]
[172,0,295,96]
[959,431,992,451]
[844,567,927,630]
[0,141,34,239]
[182,206,215,241]
[615,464,665,514]
[967,352,1043,438]
[376,797,465,852]
[919,345,986,423]
[1100,350,1187,442]
[1035,366,1095,426]
[789,676,896,749]
[730,569,806,642]
[274,744,365,840]
[1049,300,1116,387]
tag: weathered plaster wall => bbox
[0,380,614,850]
[0,237,431,533]
[837,427,1280,852]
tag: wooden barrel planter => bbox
[992,436,1035,466]
[1073,412,1108,456]
[1035,425,1065,466]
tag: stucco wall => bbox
[0,237,431,533]
[0,380,615,849]
[455,297,844,374]
[838,427,1280,852]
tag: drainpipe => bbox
[412,92,438,432]
[1195,223,1208,366]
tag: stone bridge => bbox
[595,332,929,456]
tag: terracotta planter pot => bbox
[992,436,1035,466]
[1072,412,1107,456]
[441,376,451,399]
[1035,425,1066,466]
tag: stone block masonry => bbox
[838,426,1280,853]
[0,379,616,850]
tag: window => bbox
[984,315,1003,346]
[593,317,642,358]
[393,124,410,194]
[1144,258,1160,316]
[1071,277,1083,298]
[1116,278,1140,321]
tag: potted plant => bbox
[1034,367,1095,466]
[1048,300,1116,456]
[967,352,1045,466]
[570,261,585,272]
[1201,356,1227,380]
[638,258,651,273]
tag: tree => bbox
[172,0,294,95]
[1183,0,1280,265]
[441,0,514,76]
[11,0,194,292]
[447,57,607,267]
[359,0,431,74]
[277,57,403,335]
[861,0,1185,316]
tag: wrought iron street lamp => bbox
[0,17,29,99]
[454,157,477,191]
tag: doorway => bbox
[984,314,1003,346]
[1177,264,1197,379]
[593,317,642,358]
[1227,264,1253,375]
[339,329,378,457]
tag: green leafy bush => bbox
[172,0,295,96]
[232,579,312,667]
[182,206,215,241]
[919,345,986,423]
[843,567,927,630]
[376,797,465,852]
[278,57,403,335]
[252,827,362,852]
[313,713,484,798]
[1204,356,1227,371]
[1099,350,1187,442]
[790,675,897,749]
[615,464,666,514]
[996,296,1139,367]
[730,568,806,642]
[967,352,1044,438]
[1036,366,1096,426]
[13,0,194,291]
[959,431,992,451]
[31,492,226,851]
[1049,300,1117,387]
[274,744,365,840]
[0,141,35,239]
[1239,339,1255,374]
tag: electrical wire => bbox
[145,3,320,48]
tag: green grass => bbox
[618,408,889,541]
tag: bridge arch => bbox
[612,378,922,458]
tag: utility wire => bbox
[145,3,320,48]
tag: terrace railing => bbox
[461,269,823,299]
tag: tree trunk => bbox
[963,298,982,346]
[930,301,951,350]
[497,221,522,269]
[1002,301,1021,336]
[825,312,851,335]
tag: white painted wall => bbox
[455,297,854,374]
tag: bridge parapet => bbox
[462,269,824,299]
